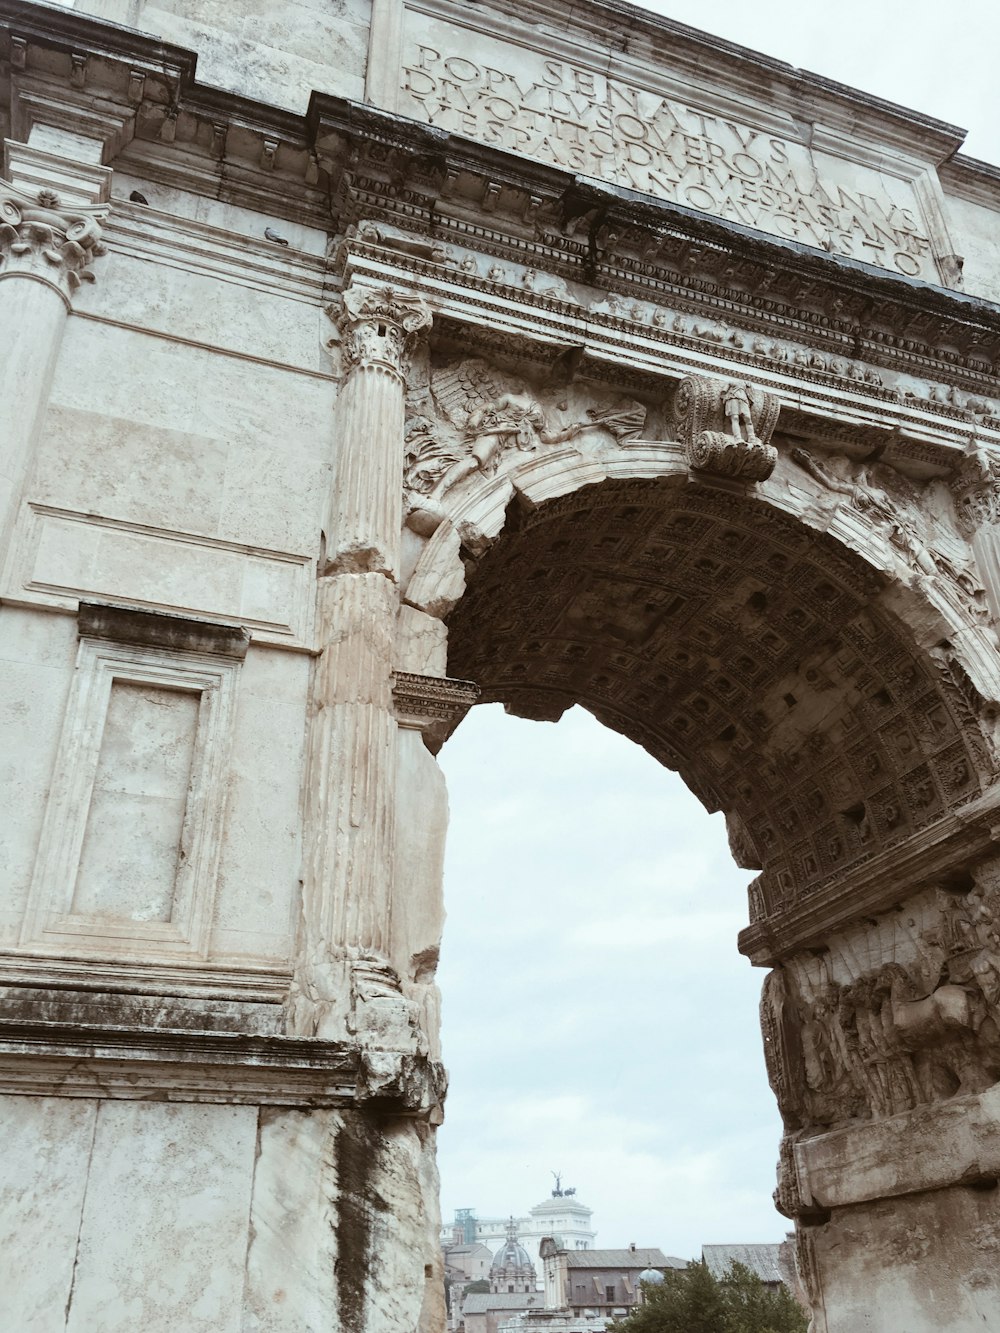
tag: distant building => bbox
[539,1240,686,1320]
[462,1291,545,1333]
[444,1241,495,1324]
[490,1220,539,1294]
[442,1186,597,1257]
[702,1237,807,1310]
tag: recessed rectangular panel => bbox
[71,682,201,924]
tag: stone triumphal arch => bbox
[4,0,1000,1328]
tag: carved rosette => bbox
[334,284,433,381]
[951,443,1000,536]
[674,375,780,482]
[0,184,108,303]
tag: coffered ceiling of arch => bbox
[445,477,995,920]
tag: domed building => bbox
[489,1218,538,1294]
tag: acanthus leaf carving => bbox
[951,440,1000,536]
[0,182,108,300]
[674,374,779,481]
[330,283,433,379]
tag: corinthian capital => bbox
[0,182,108,304]
[952,442,1000,536]
[332,284,433,379]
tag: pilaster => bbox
[0,141,109,573]
[290,285,434,1050]
[951,442,1000,626]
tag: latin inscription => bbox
[400,45,937,279]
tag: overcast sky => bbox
[48,0,1000,1264]
[435,0,1000,1261]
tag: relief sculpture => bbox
[792,446,991,625]
[765,877,1000,1136]
[403,357,647,516]
[673,374,780,481]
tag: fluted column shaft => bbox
[304,572,398,960]
[290,285,432,1040]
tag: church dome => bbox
[639,1268,665,1285]
[491,1236,533,1273]
[489,1218,537,1294]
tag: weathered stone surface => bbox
[4,1,1000,1329]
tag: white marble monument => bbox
[3,0,1000,1328]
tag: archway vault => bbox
[438,473,999,955]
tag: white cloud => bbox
[437,705,781,1254]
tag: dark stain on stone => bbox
[336,1111,382,1333]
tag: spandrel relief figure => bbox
[792,447,939,579]
[402,358,648,503]
[794,447,994,627]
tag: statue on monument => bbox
[723,380,758,443]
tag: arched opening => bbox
[436,701,785,1254]
[427,468,999,1294]
[444,475,989,910]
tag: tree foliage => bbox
[611,1259,808,1333]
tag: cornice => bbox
[392,671,480,751]
[0,1011,447,1111]
[0,0,194,85]
[309,99,1000,382]
[739,782,1000,967]
[939,153,1000,210]
[4,2,1000,403]
[0,1016,362,1104]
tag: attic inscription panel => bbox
[398,4,941,279]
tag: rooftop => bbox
[702,1244,785,1285]
[463,1292,545,1314]
[560,1248,684,1270]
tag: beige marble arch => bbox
[4,2,1000,1330]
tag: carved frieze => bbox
[331,283,433,380]
[673,374,779,480]
[763,874,1000,1145]
[0,181,107,302]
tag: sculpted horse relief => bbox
[764,878,1000,1135]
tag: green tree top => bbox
[611,1259,808,1333]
